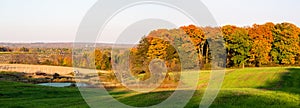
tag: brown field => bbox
[0,64,74,75]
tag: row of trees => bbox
[0,47,12,52]
[0,47,29,52]
[3,22,299,73]
[85,22,300,78]
[127,22,300,76]
[7,53,73,67]
[223,22,300,67]
[0,47,73,67]
[127,25,217,77]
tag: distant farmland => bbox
[0,64,74,75]
[0,64,108,75]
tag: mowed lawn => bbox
[0,67,299,108]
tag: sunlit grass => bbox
[0,67,300,107]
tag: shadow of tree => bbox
[259,68,300,94]
[115,89,299,108]
[207,90,299,108]
[117,90,174,107]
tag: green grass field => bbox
[0,67,299,108]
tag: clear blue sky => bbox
[0,0,299,43]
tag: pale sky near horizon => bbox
[0,0,299,43]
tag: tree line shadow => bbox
[258,68,300,95]
[113,89,300,108]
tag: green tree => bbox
[130,37,151,77]
[271,23,300,64]
[222,25,252,68]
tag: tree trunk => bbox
[242,63,245,69]
[205,44,209,64]
[199,46,203,68]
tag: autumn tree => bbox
[297,27,300,64]
[63,55,72,67]
[180,25,206,66]
[147,30,170,60]
[128,36,152,79]
[95,49,112,70]
[271,23,300,64]
[19,47,29,52]
[53,54,64,66]
[249,22,275,66]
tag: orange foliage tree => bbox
[249,22,275,66]
[271,23,300,64]
[180,25,206,66]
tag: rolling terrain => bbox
[0,67,299,108]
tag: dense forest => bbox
[1,22,299,74]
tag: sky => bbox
[0,0,299,43]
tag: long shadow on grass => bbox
[207,89,299,108]
[116,89,299,108]
[258,68,300,94]
[117,90,201,107]
[117,90,174,107]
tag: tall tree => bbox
[202,26,223,64]
[222,25,252,68]
[147,37,169,60]
[95,49,112,70]
[249,22,275,66]
[180,25,206,66]
[63,55,72,67]
[297,27,300,64]
[271,23,300,64]
[130,37,151,77]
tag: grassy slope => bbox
[0,67,300,108]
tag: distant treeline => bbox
[0,48,72,67]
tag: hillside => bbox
[0,67,299,107]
